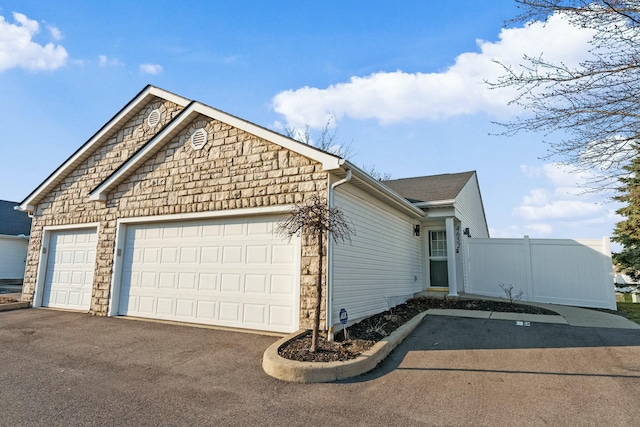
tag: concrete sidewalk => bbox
[428,295,640,329]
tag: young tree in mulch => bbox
[277,193,353,352]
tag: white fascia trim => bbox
[116,205,294,225]
[90,101,344,201]
[41,222,101,232]
[193,102,343,170]
[20,86,190,212]
[424,207,456,219]
[414,199,456,208]
[343,161,425,219]
[147,86,191,108]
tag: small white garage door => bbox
[118,216,299,333]
[42,228,97,310]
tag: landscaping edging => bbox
[262,311,428,383]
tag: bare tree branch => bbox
[489,0,640,189]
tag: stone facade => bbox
[23,98,330,329]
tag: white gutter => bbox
[327,169,352,341]
[343,160,424,219]
[414,199,456,208]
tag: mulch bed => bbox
[278,297,558,363]
[0,296,18,304]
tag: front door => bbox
[429,230,448,288]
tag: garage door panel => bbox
[271,275,294,294]
[272,245,294,263]
[178,273,196,289]
[246,245,268,263]
[42,228,97,311]
[198,273,218,290]
[200,246,220,263]
[118,216,298,332]
[222,246,243,263]
[245,275,267,294]
[244,304,265,324]
[270,305,294,327]
[224,223,243,236]
[219,301,240,321]
[196,300,216,319]
[220,274,241,292]
[138,296,155,313]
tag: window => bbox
[429,230,447,257]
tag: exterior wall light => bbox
[413,224,420,236]
[463,227,471,237]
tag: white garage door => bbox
[42,228,97,310]
[118,216,299,333]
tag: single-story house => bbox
[18,85,489,334]
[0,200,31,282]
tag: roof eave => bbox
[342,161,425,219]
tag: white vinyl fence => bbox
[466,236,616,310]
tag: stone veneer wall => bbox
[23,104,329,330]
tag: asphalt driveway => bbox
[2,309,640,426]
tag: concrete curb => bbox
[263,311,428,383]
[0,301,30,312]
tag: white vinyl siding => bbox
[117,216,299,333]
[454,174,489,239]
[0,236,28,280]
[453,174,489,292]
[332,184,423,329]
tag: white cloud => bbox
[99,54,123,67]
[526,223,554,236]
[0,12,68,72]
[139,63,163,75]
[46,24,62,40]
[514,198,602,221]
[514,163,606,222]
[272,12,595,128]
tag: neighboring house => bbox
[0,200,31,281]
[17,85,488,334]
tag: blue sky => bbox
[0,0,622,242]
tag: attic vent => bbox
[147,109,162,127]
[190,128,208,150]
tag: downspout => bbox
[327,169,352,341]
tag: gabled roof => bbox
[382,171,476,204]
[89,101,345,201]
[19,86,191,212]
[0,200,31,235]
[17,84,455,222]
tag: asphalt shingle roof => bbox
[382,171,475,203]
[0,200,32,235]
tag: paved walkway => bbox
[426,295,640,329]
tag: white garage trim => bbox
[109,209,300,333]
[113,205,295,225]
[34,223,100,310]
